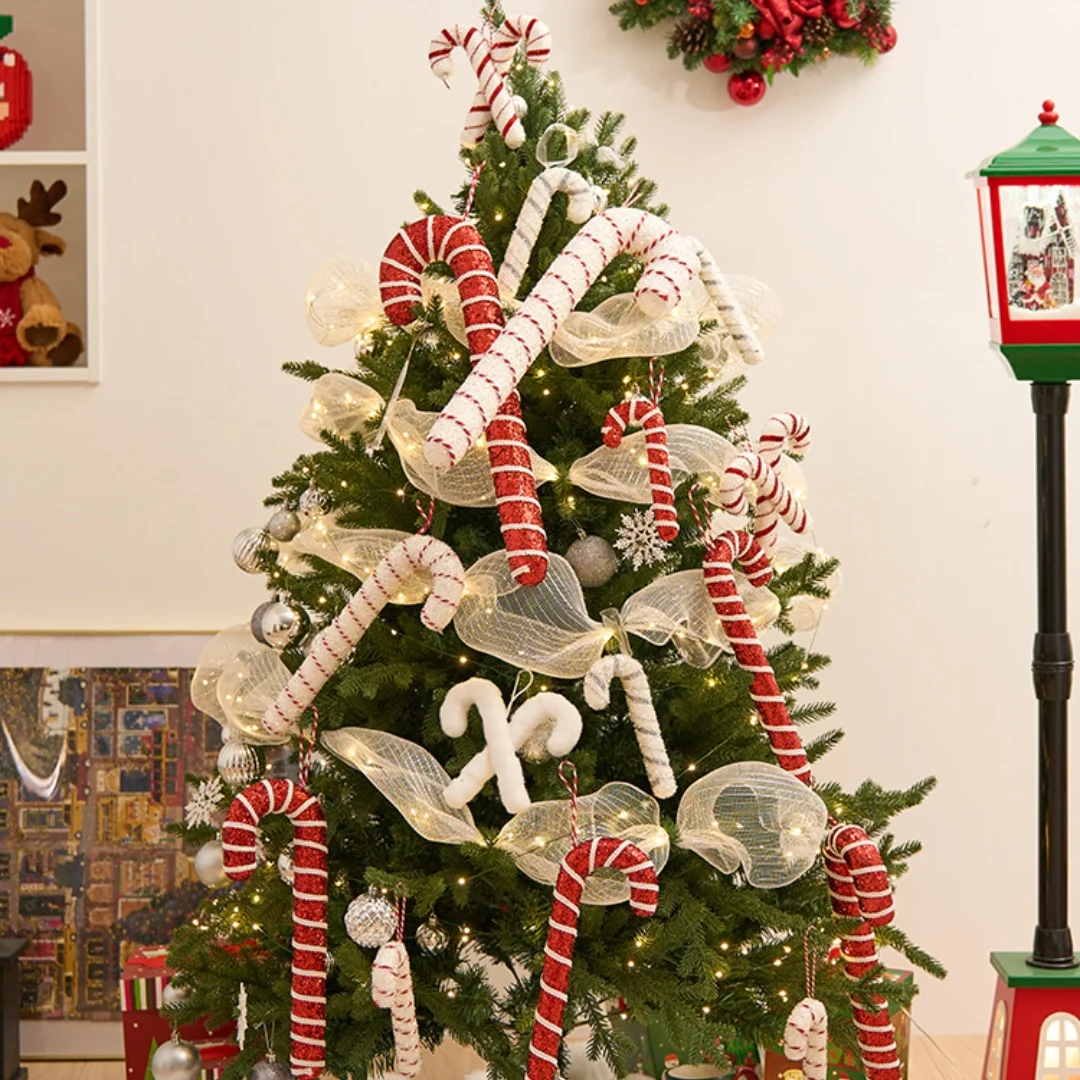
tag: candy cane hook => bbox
[702,529,813,784]
[527,837,659,1080]
[601,395,678,541]
[263,535,464,737]
[583,654,676,799]
[690,240,765,367]
[498,167,606,299]
[424,208,701,472]
[441,678,582,812]
[825,823,900,1080]
[718,450,810,557]
[379,215,549,585]
[784,997,828,1080]
[372,941,421,1079]
[758,412,811,467]
[222,779,328,1080]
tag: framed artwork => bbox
[0,0,98,383]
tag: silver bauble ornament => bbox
[565,535,619,588]
[306,748,333,778]
[416,914,450,955]
[266,508,301,543]
[151,1033,201,1080]
[160,981,190,1010]
[250,601,274,644]
[217,736,261,787]
[344,885,397,948]
[260,602,301,648]
[194,840,230,889]
[298,485,331,518]
[250,1057,292,1080]
[233,528,275,574]
[277,843,295,885]
[512,94,528,118]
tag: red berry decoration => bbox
[733,37,760,59]
[688,0,715,17]
[727,70,767,106]
[761,41,798,70]
[826,0,864,29]
[703,53,732,73]
[875,24,898,52]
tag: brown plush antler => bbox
[18,180,67,227]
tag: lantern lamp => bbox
[975,101,1080,1080]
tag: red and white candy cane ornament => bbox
[601,369,677,541]
[379,216,549,585]
[700,526,813,784]
[825,823,900,1080]
[222,779,328,1080]
[758,412,811,467]
[425,208,701,472]
[784,997,828,1080]
[718,449,810,558]
[372,893,421,1080]
[429,23,531,149]
[262,532,464,737]
[528,837,659,1080]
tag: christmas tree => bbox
[164,8,941,1080]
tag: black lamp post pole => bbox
[1030,382,1079,969]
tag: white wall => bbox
[3,0,1079,1036]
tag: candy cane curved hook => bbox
[583,654,676,799]
[262,535,464,737]
[602,395,678,541]
[222,779,328,1080]
[784,997,828,1080]
[379,215,548,585]
[492,14,552,69]
[441,680,582,812]
[718,451,810,557]
[425,208,701,471]
[759,412,811,467]
[527,837,659,1080]
[690,239,765,367]
[372,941,421,1079]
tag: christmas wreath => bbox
[609,0,897,106]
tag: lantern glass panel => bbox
[978,182,1000,322]
[997,184,1080,320]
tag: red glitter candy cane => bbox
[701,528,812,784]
[601,382,678,542]
[222,779,328,1080]
[824,824,900,1080]
[527,837,659,1080]
[379,216,549,586]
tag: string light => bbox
[457,876,467,885]
[458,655,469,665]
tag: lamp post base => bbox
[984,952,1080,1080]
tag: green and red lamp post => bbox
[975,102,1080,1080]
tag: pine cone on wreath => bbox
[672,16,713,55]
[800,16,835,47]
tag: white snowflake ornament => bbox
[184,775,225,828]
[615,509,671,570]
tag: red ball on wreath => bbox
[733,37,760,59]
[728,70,767,106]
[826,0,864,29]
[874,24,898,52]
[703,53,732,73]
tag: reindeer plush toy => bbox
[0,180,83,366]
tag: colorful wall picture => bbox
[0,667,220,1021]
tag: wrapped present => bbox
[121,946,237,1080]
[758,970,914,1080]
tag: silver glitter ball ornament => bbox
[260,602,301,649]
[416,914,450,955]
[151,1034,201,1080]
[298,485,332,518]
[250,1058,292,1080]
[194,840,230,889]
[217,736,261,788]
[160,981,190,1010]
[267,508,302,542]
[277,843,295,886]
[233,528,275,574]
[344,885,397,948]
[565,535,619,588]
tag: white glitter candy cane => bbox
[372,941,421,1079]
[440,678,582,813]
[691,240,765,366]
[497,167,606,298]
[784,997,828,1080]
[583,654,676,799]
[425,208,701,472]
[717,452,810,558]
[262,535,464,737]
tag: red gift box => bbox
[121,947,238,1080]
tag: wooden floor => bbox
[23,1036,987,1080]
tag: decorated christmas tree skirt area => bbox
[111,6,942,1080]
